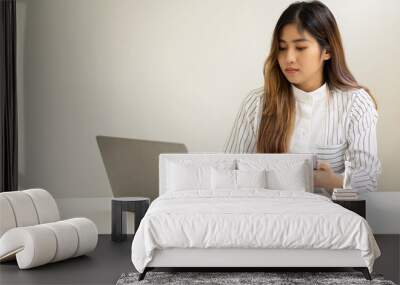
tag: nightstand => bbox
[111,197,150,242]
[332,199,366,219]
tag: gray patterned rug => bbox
[116,271,397,285]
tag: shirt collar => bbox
[291,82,328,104]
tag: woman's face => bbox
[277,24,331,92]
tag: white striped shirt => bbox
[223,85,382,193]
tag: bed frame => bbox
[140,248,371,280]
[138,153,372,281]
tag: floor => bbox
[0,235,134,285]
[0,235,398,285]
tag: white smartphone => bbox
[313,154,319,170]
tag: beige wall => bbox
[16,0,400,198]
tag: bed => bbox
[131,153,380,281]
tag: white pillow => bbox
[211,168,236,189]
[211,168,267,190]
[167,160,235,191]
[266,166,307,191]
[237,159,309,191]
[237,169,267,188]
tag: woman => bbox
[223,1,381,193]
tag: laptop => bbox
[96,136,187,201]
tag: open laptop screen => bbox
[96,136,187,201]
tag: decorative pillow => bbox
[266,166,307,191]
[210,168,236,189]
[211,168,267,190]
[237,169,267,188]
[237,159,309,191]
[166,160,235,191]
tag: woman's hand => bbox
[313,160,344,190]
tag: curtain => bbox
[0,0,18,192]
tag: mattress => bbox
[131,189,380,273]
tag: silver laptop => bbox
[96,136,187,201]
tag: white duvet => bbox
[131,189,380,273]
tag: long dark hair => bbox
[257,0,377,153]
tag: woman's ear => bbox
[322,49,331,61]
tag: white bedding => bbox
[131,189,380,273]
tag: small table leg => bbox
[112,201,127,241]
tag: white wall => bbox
[16,0,400,201]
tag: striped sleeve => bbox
[345,89,382,192]
[223,90,261,153]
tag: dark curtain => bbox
[0,0,18,192]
